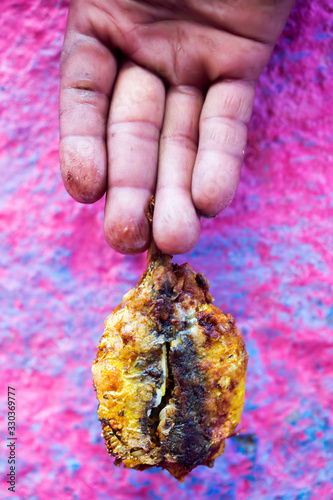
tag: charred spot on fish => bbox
[121,332,134,345]
[141,363,164,382]
[158,279,174,297]
[228,379,239,392]
[170,339,205,402]
[133,349,163,373]
[163,420,210,469]
[198,311,218,326]
[195,273,209,289]
[172,263,182,275]
[152,297,172,322]
[163,325,177,342]
[197,312,220,339]
[160,336,211,467]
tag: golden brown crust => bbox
[92,252,248,481]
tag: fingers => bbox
[192,80,256,217]
[154,86,203,255]
[59,25,117,203]
[104,63,165,254]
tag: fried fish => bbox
[92,244,248,481]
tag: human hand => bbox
[59,0,294,254]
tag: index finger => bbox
[59,8,117,203]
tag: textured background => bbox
[1,1,333,499]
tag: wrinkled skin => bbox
[60,0,295,254]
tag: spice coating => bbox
[92,246,248,481]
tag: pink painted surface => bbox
[1,1,333,499]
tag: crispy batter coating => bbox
[92,245,248,481]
